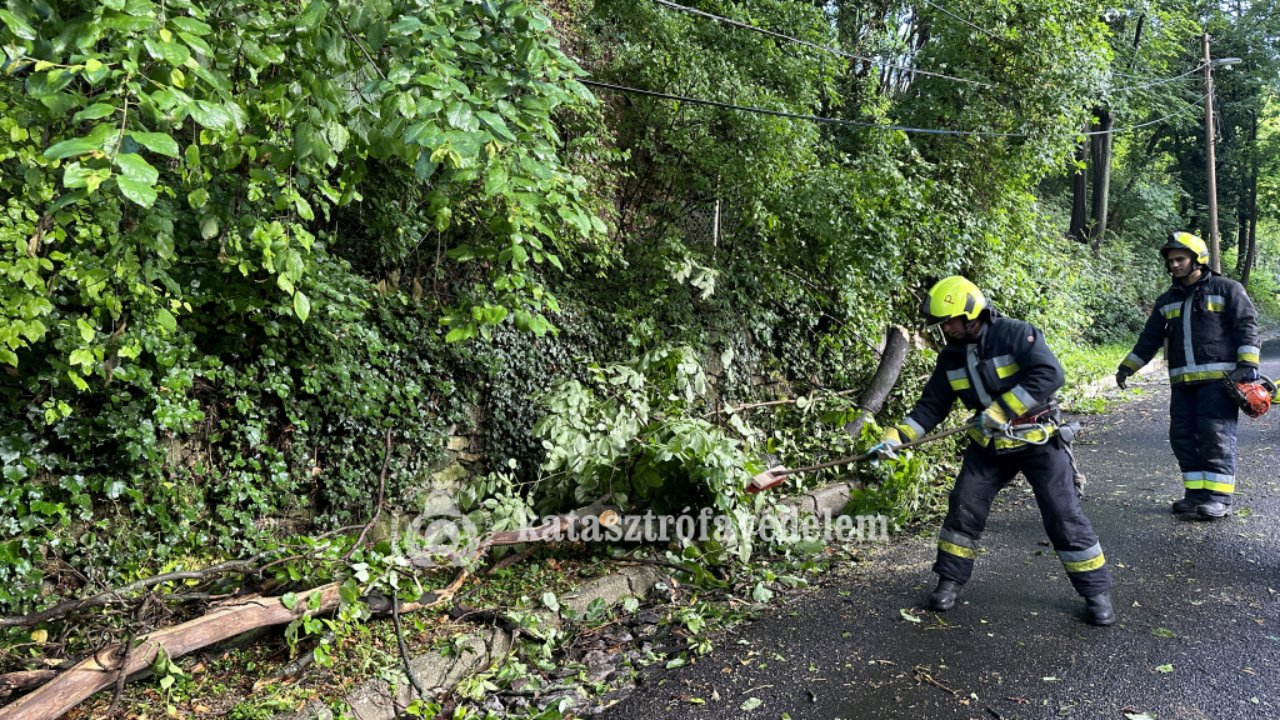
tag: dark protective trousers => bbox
[933,439,1112,598]
[1170,382,1240,505]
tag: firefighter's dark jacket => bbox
[896,311,1063,452]
[1120,270,1259,385]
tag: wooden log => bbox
[842,324,910,439]
[2,505,598,719]
[0,670,56,699]
[0,584,341,720]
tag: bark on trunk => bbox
[843,325,910,439]
[1069,132,1088,242]
[1241,172,1258,285]
[0,584,343,720]
[1089,108,1114,249]
[0,670,56,699]
[1239,111,1259,285]
[0,507,607,719]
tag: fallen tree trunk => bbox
[1,510,591,719]
[0,522,368,630]
[0,670,56,699]
[0,584,341,720]
[842,324,910,439]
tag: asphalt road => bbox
[600,341,1280,720]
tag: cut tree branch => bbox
[0,670,56,699]
[0,584,343,720]
[3,502,611,719]
[2,524,366,630]
[841,324,909,440]
[0,558,268,629]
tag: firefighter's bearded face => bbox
[1165,249,1197,281]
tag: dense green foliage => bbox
[1,0,1277,638]
[0,0,606,611]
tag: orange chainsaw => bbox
[1224,373,1276,419]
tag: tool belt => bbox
[970,401,1079,452]
[1012,402,1059,426]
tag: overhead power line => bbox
[1113,93,1210,133]
[582,78,1208,139]
[649,0,993,89]
[920,0,1001,41]
[917,0,1207,96]
[583,79,1017,136]
[650,0,1207,102]
[1112,63,1207,93]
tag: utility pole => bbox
[1201,35,1243,274]
[1203,32,1221,273]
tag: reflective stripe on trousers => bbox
[1170,381,1239,505]
[934,440,1112,598]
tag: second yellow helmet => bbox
[1161,232,1209,266]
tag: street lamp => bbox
[1202,35,1243,273]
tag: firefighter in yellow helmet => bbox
[868,276,1115,625]
[1115,232,1259,519]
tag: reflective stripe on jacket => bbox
[894,312,1064,454]
[1120,271,1259,384]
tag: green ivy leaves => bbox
[128,131,179,157]
[43,123,115,161]
[0,0,610,616]
[0,10,36,41]
[0,0,605,389]
[114,153,159,206]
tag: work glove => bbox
[978,403,1010,437]
[868,427,903,460]
[1115,367,1133,390]
[1229,366,1260,383]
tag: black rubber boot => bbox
[1195,501,1231,519]
[1084,592,1116,626]
[1171,497,1198,515]
[928,579,962,611]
